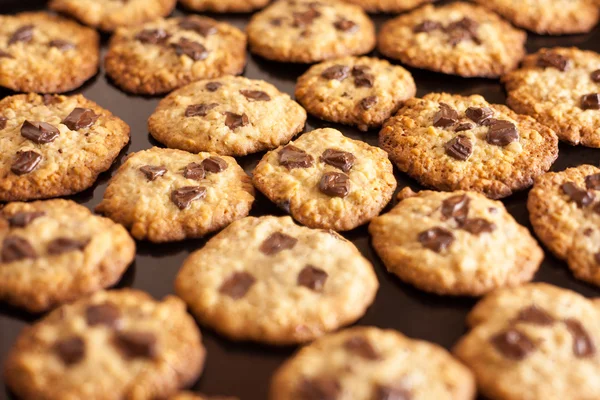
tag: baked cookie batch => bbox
[1,0,600,399]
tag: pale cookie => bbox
[0,199,135,313]
[504,47,600,148]
[369,189,543,296]
[171,393,238,400]
[270,326,476,400]
[105,16,247,95]
[340,0,435,13]
[253,128,397,231]
[246,0,376,63]
[528,165,600,287]
[179,0,270,13]
[95,147,255,243]
[378,2,526,78]
[0,12,99,93]
[0,93,130,202]
[148,76,306,156]
[295,56,416,131]
[4,289,205,400]
[454,283,600,400]
[49,0,176,32]
[379,93,558,199]
[175,216,379,345]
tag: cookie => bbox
[454,283,600,400]
[369,188,543,296]
[270,326,476,400]
[504,47,600,148]
[379,93,558,199]
[472,0,599,35]
[528,165,600,287]
[148,76,306,156]
[179,0,270,13]
[246,0,376,63]
[0,12,99,93]
[171,393,238,400]
[253,128,397,231]
[104,16,246,95]
[4,289,205,400]
[378,2,526,78]
[295,56,416,131]
[175,216,379,345]
[340,0,435,13]
[49,0,176,32]
[0,93,130,202]
[95,147,255,243]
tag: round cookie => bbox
[0,199,135,313]
[504,47,600,148]
[340,0,435,13]
[48,0,176,32]
[378,2,526,78]
[246,0,376,63]
[4,289,205,400]
[253,128,397,231]
[148,76,306,156]
[105,16,247,95]
[175,216,379,345]
[95,147,255,243]
[0,93,130,202]
[0,12,99,93]
[369,188,543,296]
[179,0,270,12]
[454,283,600,400]
[379,93,558,199]
[270,326,476,400]
[528,165,600,287]
[295,56,416,131]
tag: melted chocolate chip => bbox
[62,108,99,130]
[172,38,208,61]
[561,182,595,207]
[319,172,350,198]
[581,93,600,110]
[185,103,218,117]
[293,9,321,27]
[240,90,271,102]
[592,69,600,83]
[320,149,355,173]
[86,303,121,328]
[359,96,378,110]
[260,232,297,255]
[1,236,36,263]
[140,165,167,181]
[321,65,349,81]
[334,19,357,33]
[516,305,554,326]
[441,194,470,223]
[343,336,380,360]
[297,265,328,292]
[113,331,157,359]
[465,107,493,124]
[219,271,256,299]
[178,18,216,36]
[135,28,170,44]
[224,112,249,130]
[585,174,600,190]
[279,145,314,169]
[418,227,454,252]
[171,186,206,209]
[11,151,42,175]
[445,135,472,161]
[9,25,34,45]
[49,39,75,50]
[461,218,496,235]
[47,238,88,255]
[182,163,205,180]
[491,329,535,360]
[353,70,374,88]
[537,52,569,71]
[0,50,13,58]
[54,336,85,365]
[21,121,59,144]
[565,319,596,358]
[201,156,228,173]
[413,20,442,33]
[445,18,480,46]
[205,81,222,92]
[374,384,412,400]
[433,103,458,127]
[7,211,45,228]
[296,378,340,400]
[455,122,474,132]
[486,120,519,146]
[0,116,6,130]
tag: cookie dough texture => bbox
[175,216,379,345]
[105,16,247,95]
[379,93,558,199]
[4,289,205,400]
[270,326,476,400]
[96,147,255,243]
[49,0,176,32]
[247,0,376,63]
[253,128,397,231]
[148,76,306,156]
[0,93,130,202]
[0,12,99,93]
[179,0,270,12]
[454,283,600,400]
[378,2,526,78]
[295,56,416,131]
[341,0,435,13]
[504,47,600,148]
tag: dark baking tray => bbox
[1,1,599,399]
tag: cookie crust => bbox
[179,0,271,12]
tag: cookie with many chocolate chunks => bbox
[341,0,435,13]
[454,283,600,400]
[175,216,378,345]
[179,0,270,12]
[379,93,558,199]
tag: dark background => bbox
[1,1,599,399]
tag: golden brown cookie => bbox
[179,0,270,12]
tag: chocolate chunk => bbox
[0,50,13,59]
[537,52,569,71]
[565,319,596,358]
[1,236,36,263]
[172,38,208,61]
[54,336,85,365]
[47,238,88,255]
[321,65,349,81]
[359,96,378,110]
[584,228,594,237]
[21,121,59,144]
[581,93,600,110]
[171,186,206,209]
[447,29,471,46]
[49,39,75,50]
[183,163,205,180]
[185,103,218,117]
[0,116,6,130]
[86,303,121,328]
[486,120,519,146]
[343,336,380,360]
[279,145,314,169]
[592,69,600,83]
[224,112,249,130]
[260,232,298,255]
[445,135,472,161]
[240,90,271,102]
[374,385,412,400]
[319,172,350,198]
[11,151,42,175]
[320,149,355,173]
[113,331,157,359]
[277,200,291,213]
[446,18,480,45]
[418,227,454,252]
[516,305,554,326]
[219,271,256,299]
[178,18,216,36]
[585,174,600,190]
[334,19,357,32]
[491,329,535,360]
[354,71,374,88]
[461,218,496,235]
[270,18,283,26]
[296,378,340,400]
[135,28,170,44]
[9,25,34,45]
[205,81,222,92]
[62,108,99,130]
[433,103,458,127]
[201,156,228,173]
[7,211,45,228]
[140,165,167,181]
[465,107,493,124]
[561,182,595,207]
[441,194,470,223]
[413,20,442,33]
[293,9,321,27]
[297,265,328,292]
[455,122,474,132]
[43,94,60,105]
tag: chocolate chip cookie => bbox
[253,128,397,231]
[175,216,379,345]
[148,76,306,156]
[0,93,130,202]
[370,188,543,296]
[504,47,600,148]
[270,326,476,400]
[4,289,205,400]
[341,0,435,13]
[246,0,376,63]
[105,16,246,95]
[179,0,270,12]
[379,93,558,199]
[378,2,526,77]
[295,56,416,131]
[454,283,600,400]
[95,147,255,243]
[0,12,99,93]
